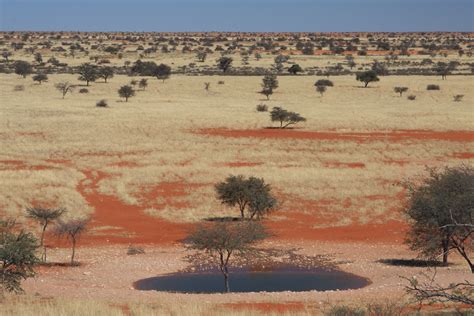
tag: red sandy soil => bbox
[323,161,365,168]
[49,170,192,246]
[0,160,56,171]
[220,162,264,167]
[197,128,474,143]
[224,302,305,313]
[451,152,474,159]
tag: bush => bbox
[218,80,225,85]
[13,85,24,92]
[256,104,268,112]
[127,245,145,255]
[315,79,334,87]
[453,94,464,102]
[427,84,440,90]
[96,99,108,107]
[324,305,365,316]
[78,88,89,94]
[407,95,416,101]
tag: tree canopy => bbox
[404,166,473,272]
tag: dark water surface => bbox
[134,266,370,293]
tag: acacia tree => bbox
[138,78,148,90]
[54,219,88,265]
[55,82,74,99]
[0,219,39,294]
[154,63,171,82]
[77,63,98,86]
[270,106,306,128]
[2,51,12,62]
[316,85,327,96]
[32,73,48,84]
[215,175,277,220]
[356,70,379,87]
[14,60,32,78]
[98,66,114,83]
[185,221,269,292]
[26,207,65,262]
[404,166,473,271]
[118,85,135,102]
[260,74,278,100]
[394,86,409,97]
[288,64,303,75]
[217,57,233,73]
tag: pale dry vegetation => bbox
[0,72,472,226]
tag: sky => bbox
[0,0,473,32]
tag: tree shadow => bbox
[377,258,449,267]
[203,216,241,222]
[37,261,83,268]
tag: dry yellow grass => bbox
[0,72,472,225]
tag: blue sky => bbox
[1,0,472,32]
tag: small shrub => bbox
[13,85,24,91]
[127,245,145,255]
[426,84,440,90]
[256,104,268,112]
[407,95,416,101]
[79,88,89,94]
[218,80,225,85]
[324,305,365,316]
[453,94,464,102]
[96,99,108,107]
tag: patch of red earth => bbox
[220,161,264,167]
[45,159,73,166]
[0,160,55,171]
[48,170,191,246]
[451,152,474,159]
[224,302,305,313]
[108,161,141,168]
[197,128,474,143]
[382,159,411,166]
[324,161,365,168]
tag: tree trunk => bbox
[223,266,230,293]
[71,238,76,265]
[442,239,449,266]
[364,81,369,87]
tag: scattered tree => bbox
[138,78,148,90]
[217,57,233,73]
[316,85,327,96]
[118,85,135,102]
[32,73,48,84]
[270,106,306,128]
[215,175,277,219]
[185,221,269,292]
[288,64,303,75]
[403,166,473,271]
[54,219,88,265]
[55,82,74,99]
[98,66,114,83]
[453,94,464,102]
[0,219,39,294]
[2,51,12,62]
[315,79,334,87]
[26,207,65,262]
[356,70,380,87]
[196,51,207,62]
[14,60,32,78]
[77,63,98,86]
[260,87,273,100]
[394,87,409,97]
[154,63,171,82]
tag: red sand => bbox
[68,170,191,246]
[323,161,365,168]
[224,302,305,313]
[197,128,474,143]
